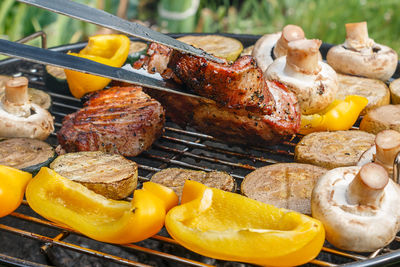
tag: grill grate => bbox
[1,43,400,267]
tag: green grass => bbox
[1,0,400,54]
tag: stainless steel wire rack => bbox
[1,34,400,267]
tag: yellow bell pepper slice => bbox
[26,167,178,244]
[166,180,325,266]
[0,165,32,218]
[300,95,368,135]
[64,34,130,98]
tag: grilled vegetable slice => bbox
[336,73,390,115]
[46,65,66,81]
[0,138,55,174]
[150,168,235,200]
[295,130,375,169]
[242,163,327,214]
[177,35,243,61]
[359,105,400,134]
[50,151,138,199]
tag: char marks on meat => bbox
[135,42,301,145]
[58,86,165,156]
[169,52,275,115]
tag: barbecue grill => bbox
[1,34,400,267]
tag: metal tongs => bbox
[0,0,223,98]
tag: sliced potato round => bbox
[295,130,375,169]
[242,163,327,214]
[359,105,400,134]
[389,78,400,104]
[0,138,55,174]
[150,168,235,200]
[177,35,243,62]
[336,73,390,115]
[50,151,138,199]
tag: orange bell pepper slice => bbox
[26,167,178,244]
[165,180,325,266]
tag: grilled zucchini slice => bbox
[50,151,138,199]
[177,35,243,62]
[0,138,56,174]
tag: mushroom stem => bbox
[344,22,374,51]
[274,25,305,58]
[375,130,400,167]
[285,39,322,75]
[347,163,388,207]
[2,77,30,117]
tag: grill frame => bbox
[0,34,400,267]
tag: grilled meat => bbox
[58,86,165,156]
[145,79,299,146]
[169,52,275,115]
[135,42,300,145]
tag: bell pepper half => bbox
[0,165,32,218]
[64,34,130,98]
[165,180,325,266]
[300,95,368,135]
[26,167,178,244]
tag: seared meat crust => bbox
[145,79,299,146]
[169,52,275,115]
[58,86,165,156]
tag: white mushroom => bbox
[0,77,54,140]
[265,39,338,115]
[312,163,400,252]
[358,129,400,178]
[252,25,304,73]
[327,22,398,81]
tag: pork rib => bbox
[58,86,165,156]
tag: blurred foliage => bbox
[1,0,400,54]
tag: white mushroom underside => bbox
[0,102,54,140]
[265,56,338,114]
[327,44,398,81]
[312,166,400,252]
[252,32,281,73]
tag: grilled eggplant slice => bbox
[0,138,55,174]
[150,168,235,200]
[50,151,138,199]
[242,163,327,214]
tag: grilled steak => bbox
[135,43,300,145]
[57,86,165,156]
[169,52,275,115]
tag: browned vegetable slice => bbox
[242,163,327,214]
[336,73,390,115]
[295,130,375,169]
[0,138,55,174]
[150,168,235,200]
[50,151,138,199]
[359,105,400,134]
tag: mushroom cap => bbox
[252,32,281,73]
[326,43,398,81]
[265,56,338,114]
[311,166,400,252]
[0,102,54,140]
